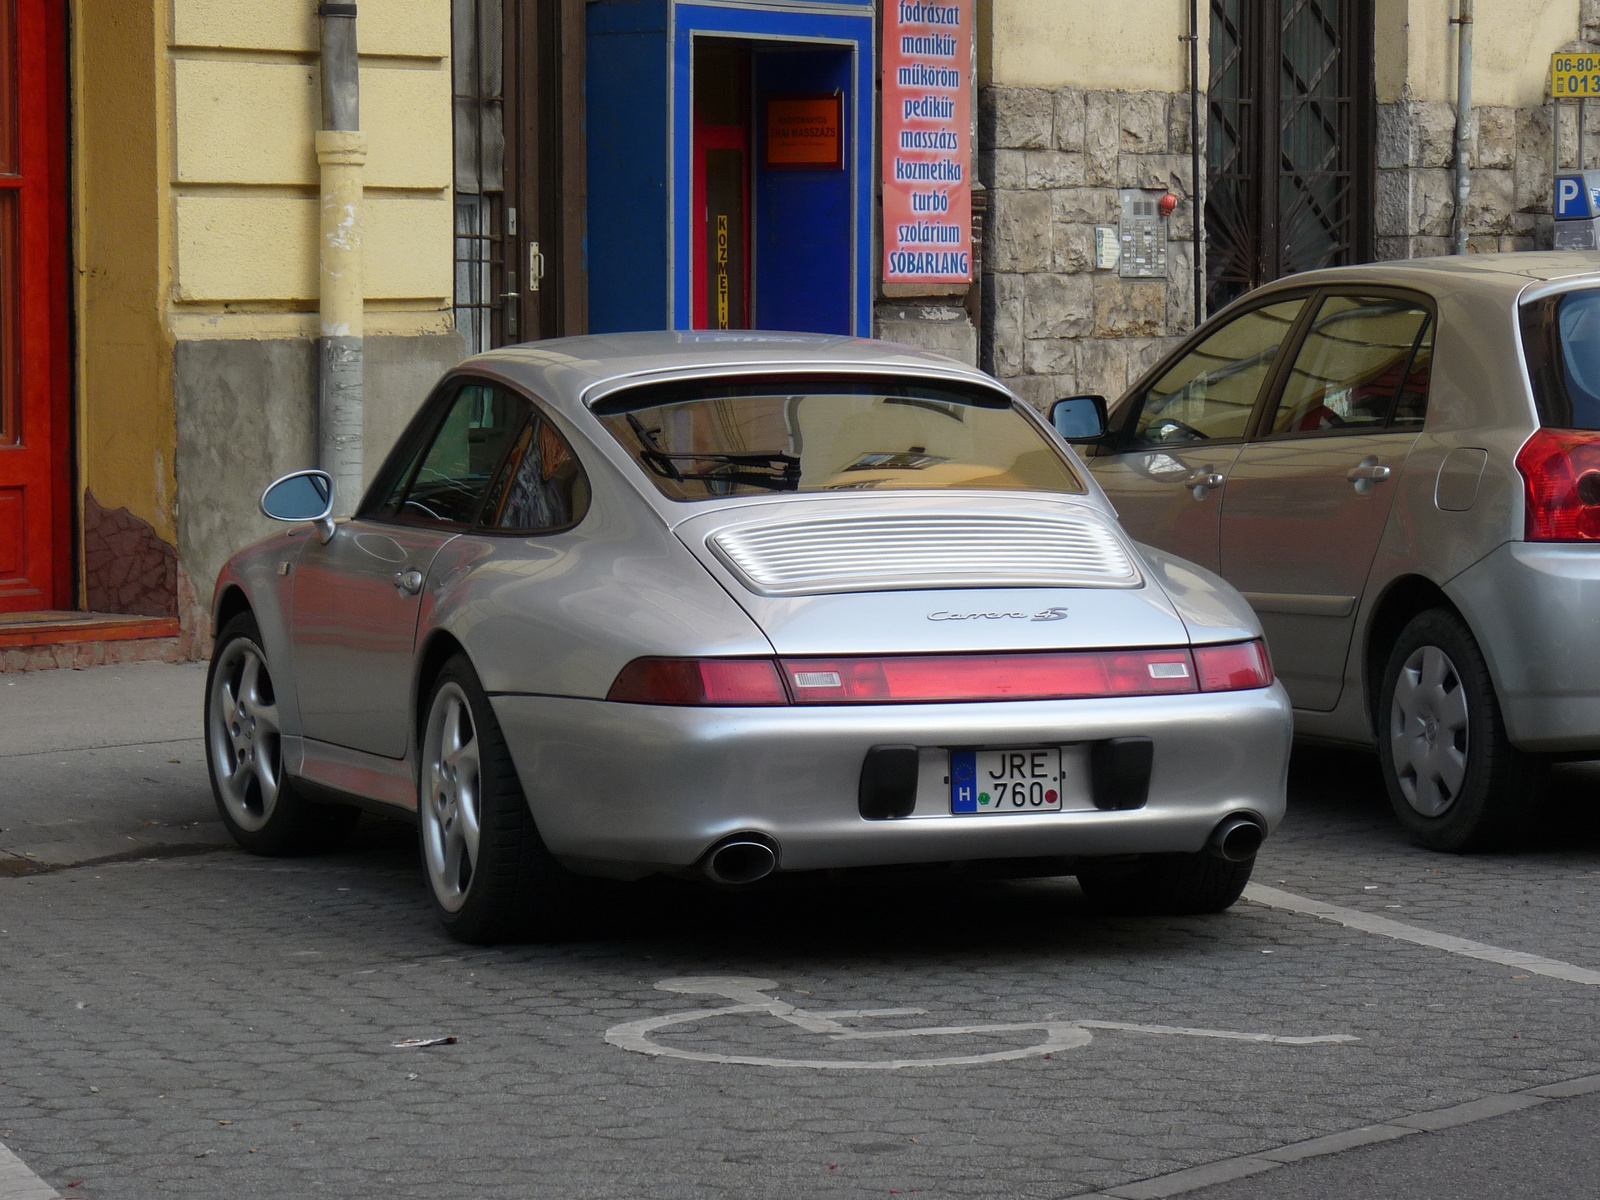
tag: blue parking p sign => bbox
[1557,175,1596,219]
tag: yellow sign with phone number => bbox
[1555,53,1600,97]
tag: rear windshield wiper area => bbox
[626,413,800,492]
[640,449,801,493]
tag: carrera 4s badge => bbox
[927,606,1070,623]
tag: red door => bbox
[0,0,71,613]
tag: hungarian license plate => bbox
[950,748,1064,815]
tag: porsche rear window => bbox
[1522,289,1600,428]
[593,380,1086,501]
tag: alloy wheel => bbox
[1389,644,1470,818]
[421,682,483,913]
[207,637,283,832]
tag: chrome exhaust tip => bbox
[1208,815,1265,863]
[704,838,778,885]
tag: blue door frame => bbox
[587,0,875,336]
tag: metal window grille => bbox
[453,0,507,352]
[1206,0,1373,313]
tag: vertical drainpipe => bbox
[317,3,365,516]
[1188,0,1203,326]
[1451,0,1474,255]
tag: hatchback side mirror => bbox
[260,469,336,541]
[1050,395,1109,442]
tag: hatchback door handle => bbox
[394,568,424,596]
[1347,458,1393,495]
[1182,470,1226,494]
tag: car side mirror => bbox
[260,470,336,542]
[1050,395,1109,443]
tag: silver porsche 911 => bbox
[207,332,1291,942]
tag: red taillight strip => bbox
[782,649,1199,704]
[607,641,1274,706]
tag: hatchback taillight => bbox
[1516,428,1600,541]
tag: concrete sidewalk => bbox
[0,660,227,872]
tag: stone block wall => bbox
[977,86,1198,411]
[1377,97,1557,258]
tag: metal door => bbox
[291,524,459,757]
[1090,296,1308,571]
[1218,293,1434,710]
[1205,0,1374,314]
[1221,433,1413,708]
[0,0,69,613]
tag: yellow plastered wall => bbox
[1377,0,1580,108]
[74,0,177,546]
[168,0,454,337]
[979,0,1190,92]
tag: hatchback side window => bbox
[1124,299,1306,447]
[479,411,592,532]
[395,384,530,525]
[1267,295,1432,436]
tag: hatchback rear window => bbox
[593,378,1086,501]
[1522,289,1600,428]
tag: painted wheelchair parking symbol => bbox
[605,977,1358,1070]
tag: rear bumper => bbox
[489,686,1292,873]
[1448,542,1600,752]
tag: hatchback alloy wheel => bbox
[1388,644,1470,818]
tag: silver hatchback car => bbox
[1081,252,1600,852]
[209,333,1290,941]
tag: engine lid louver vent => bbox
[708,511,1142,597]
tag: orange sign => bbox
[882,0,973,284]
[765,94,844,169]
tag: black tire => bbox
[1076,851,1255,915]
[417,654,568,943]
[205,612,358,855]
[1376,608,1548,852]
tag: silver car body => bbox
[214,333,1290,878]
[1087,252,1600,755]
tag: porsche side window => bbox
[1125,299,1305,447]
[397,384,530,525]
[480,413,592,532]
[1267,296,1431,436]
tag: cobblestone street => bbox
[3,668,1599,1199]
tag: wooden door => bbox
[452,0,586,351]
[0,0,70,613]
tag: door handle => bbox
[1182,470,1226,497]
[1347,458,1393,494]
[394,569,424,596]
[1346,463,1392,482]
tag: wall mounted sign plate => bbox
[765,93,844,170]
[881,0,973,285]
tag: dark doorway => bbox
[452,0,586,351]
[693,41,751,330]
[686,36,853,334]
[1205,0,1375,314]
